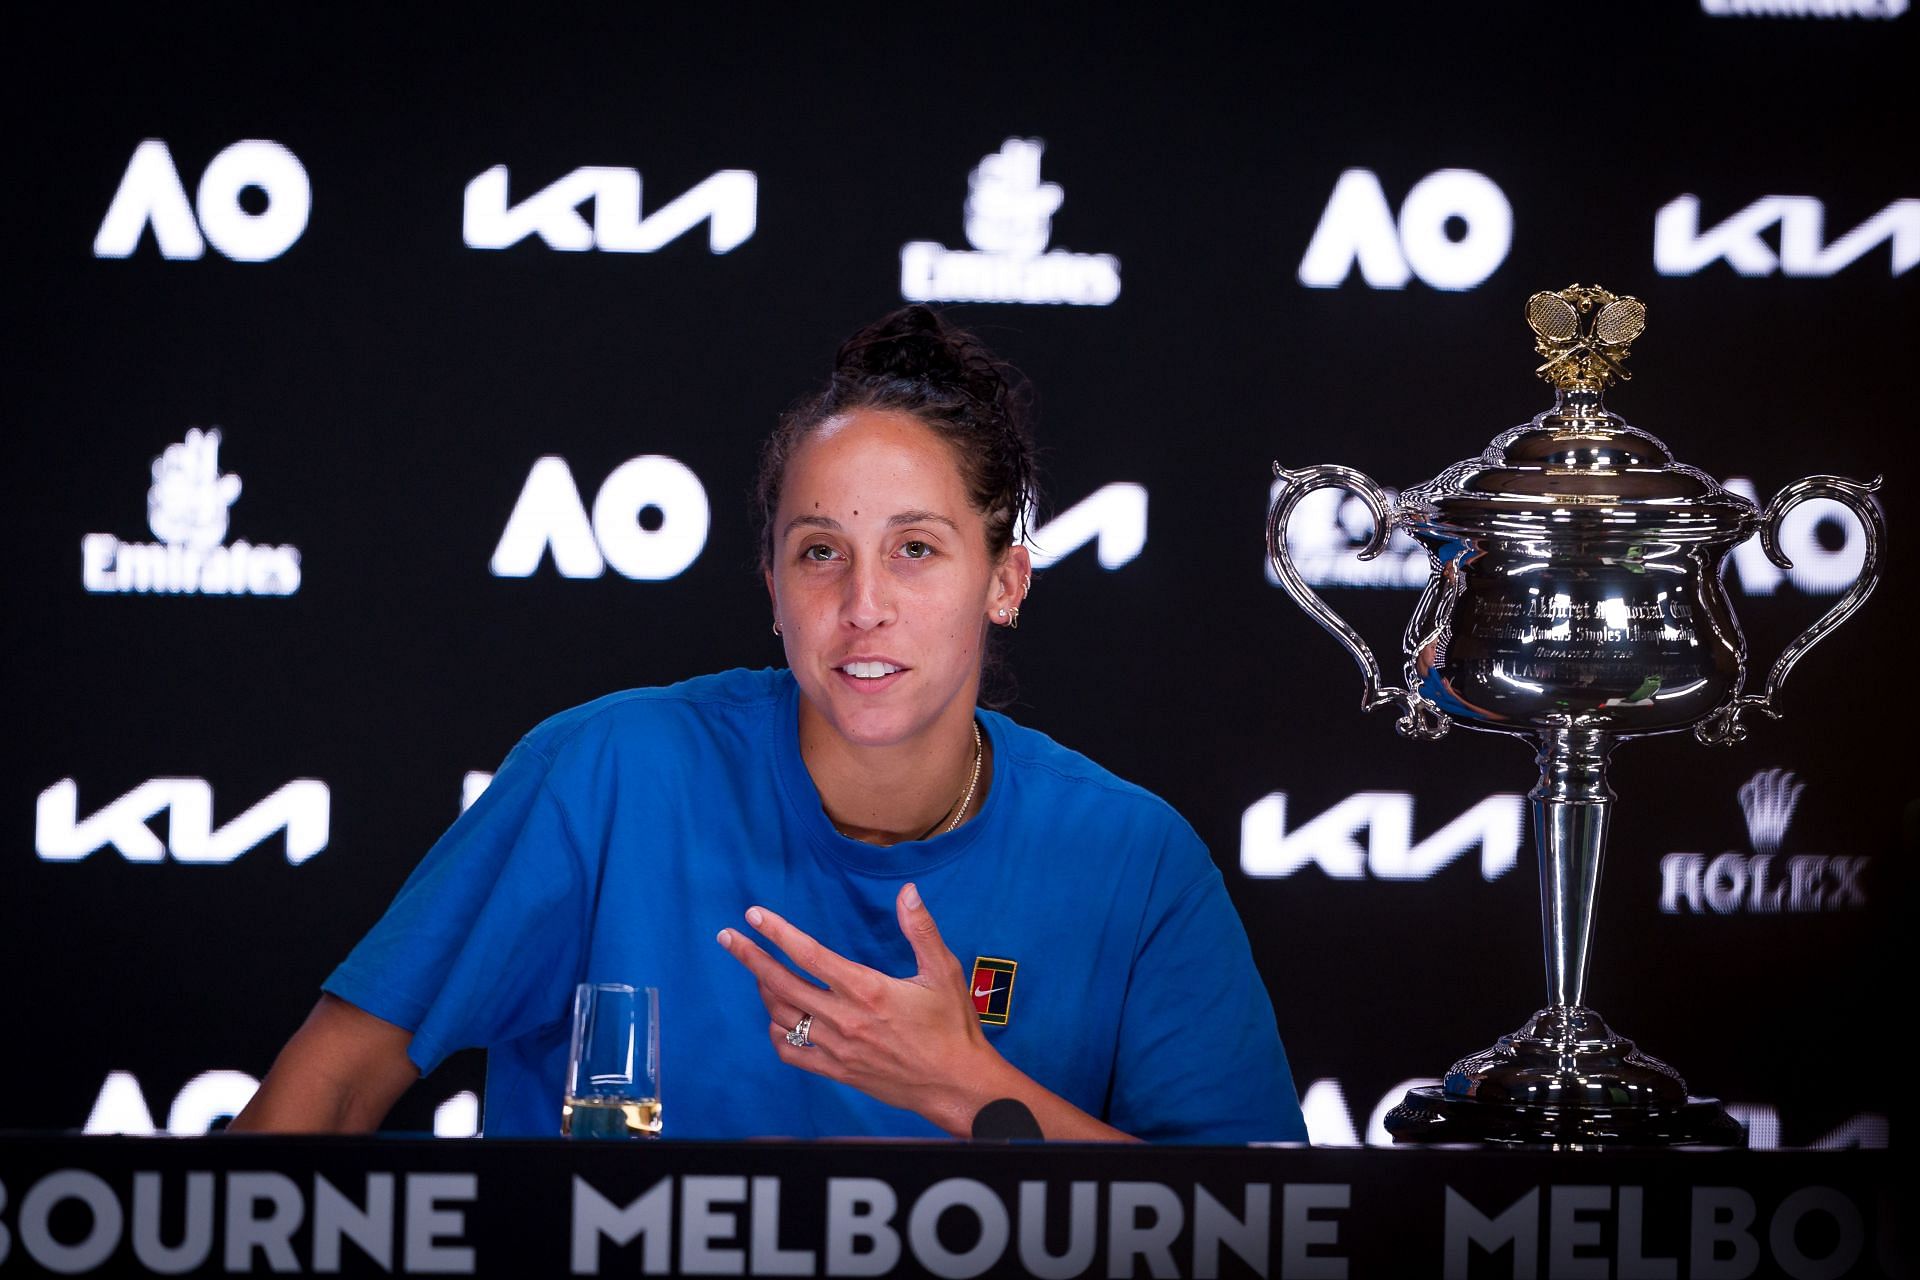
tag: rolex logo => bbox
[1737,768,1804,856]
[1660,768,1865,915]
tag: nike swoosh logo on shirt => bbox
[973,984,1003,998]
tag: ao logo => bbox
[464,166,757,253]
[1655,194,1919,277]
[1723,481,1874,595]
[81,1071,479,1138]
[492,456,711,580]
[94,139,310,262]
[1298,168,1512,292]
[1298,1078,1443,1146]
[1264,479,1428,589]
[35,778,330,865]
[1240,790,1526,881]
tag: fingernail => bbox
[902,883,921,909]
[716,929,733,946]
[746,907,765,927]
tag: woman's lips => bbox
[834,659,907,690]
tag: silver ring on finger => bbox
[785,1013,814,1048]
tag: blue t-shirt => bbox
[325,668,1305,1143]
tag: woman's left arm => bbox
[717,883,1136,1142]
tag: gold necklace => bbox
[833,719,983,843]
[940,719,985,835]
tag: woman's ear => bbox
[987,544,1032,625]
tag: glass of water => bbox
[563,983,661,1138]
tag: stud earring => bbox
[996,609,1008,619]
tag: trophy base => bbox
[1383,1087,1746,1148]
[1382,1004,1747,1148]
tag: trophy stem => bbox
[1531,727,1616,1011]
[1385,723,1743,1145]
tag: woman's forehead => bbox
[807,406,944,450]
[781,409,973,509]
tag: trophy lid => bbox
[1399,284,1756,540]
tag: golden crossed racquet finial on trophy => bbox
[1526,283,1647,393]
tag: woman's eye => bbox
[900,540,932,560]
[802,544,839,562]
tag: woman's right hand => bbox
[717,884,1133,1141]
[226,994,419,1132]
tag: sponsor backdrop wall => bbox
[6,6,1913,1147]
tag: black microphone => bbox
[971,1098,1043,1141]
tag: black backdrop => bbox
[5,5,1913,1147]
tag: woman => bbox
[233,307,1307,1142]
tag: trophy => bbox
[1266,284,1885,1146]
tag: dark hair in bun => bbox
[755,305,1040,571]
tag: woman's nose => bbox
[843,556,894,629]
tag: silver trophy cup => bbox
[1267,284,1885,1146]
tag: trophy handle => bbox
[1268,463,1448,739]
[1697,474,1886,746]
